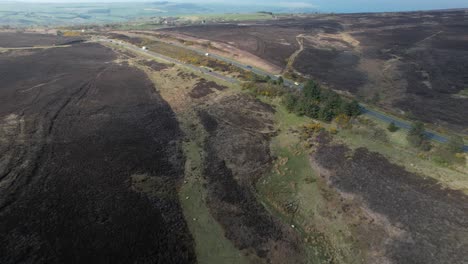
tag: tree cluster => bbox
[282,80,361,121]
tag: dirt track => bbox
[0,42,195,263]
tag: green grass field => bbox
[180,141,252,264]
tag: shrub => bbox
[318,103,335,122]
[252,84,285,97]
[345,100,361,117]
[294,99,306,116]
[283,94,298,112]
[301,123,324,139]
[447,135,464,154]
[303,80,321,100]
[407,121,431,151]
[302,100,320,119]
[432,146,464,166]
[387,122,399,132]
[241,81,256,90]
[334,114,351,129]
[277,76,284,85]
[63,31,81,37]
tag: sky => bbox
[1,0,468,13]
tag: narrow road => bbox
[101,37,468,152]
[361,107,468,151]
[99,38,239,84]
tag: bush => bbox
[334,114,351,129]
[241,81,256,90]
[407,121,431,151]
[345,100,361,117]
[63,31,81,37]
[302,100,320,119]
[303,80,321,100]
[301,123,324,139]
[432,146,465,166]
[318,103,335,122]
[387,122,399,132]
[277,76,284,85]
[283,94,298,112]
[431,135,465,165]
[294,99,307,116]
[447,135,464,154]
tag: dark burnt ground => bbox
[119,50,137,59]
[161,20,342,69]
[188,78,227,99]
[139,59,169,71]
[162,23,299,68]
[0,42,195,263]
[177,71,198,80]
[346,10,468,129]
[107,33,144,46]
[312,138,468,264]
[197,95,304,264]
[164,10,468,131]
[0,32,82,47]
[294,48,366,93]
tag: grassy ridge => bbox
[256,99,363,264]
[139,64,253,264]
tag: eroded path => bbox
[0,43,195,263]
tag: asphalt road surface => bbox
[99,38,239,84]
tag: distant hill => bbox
[0,1,315,27]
